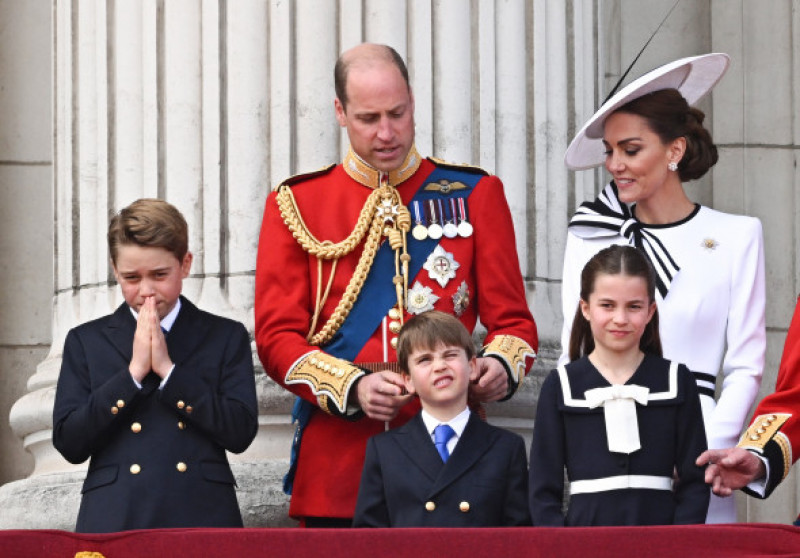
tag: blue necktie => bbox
[433,424,456,463]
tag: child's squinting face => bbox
[113,245,192,319]
[580,272,656,358]
[404,343,474,414]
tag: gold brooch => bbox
[701,238,719,251]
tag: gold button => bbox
[178,421,185,430]
[390,337,398,350]
[176,462,187,473]
[177,400,185,409]
[750,434,760,441]
[769,415,777,421]
[389,321,401,334]
[388,308,401,320]
[459,501,470,513]
[185,405,193,414]
[130,464,141,475]
[131,422,142,433]
[762,420,771,428]
[110,406,119,415]
[116,399,126,408]
[756,428,765,434]
[425,501,436,512]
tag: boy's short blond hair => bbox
[108,198,188,265]
[396,311,475,373]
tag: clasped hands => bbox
[129,296,174,384]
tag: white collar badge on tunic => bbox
[406,281,439,315]
[423,245,460,288]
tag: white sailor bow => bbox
[585,384,650,454]
[568,182,679,298]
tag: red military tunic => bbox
[255,146,537,520]
[738,295,800,498]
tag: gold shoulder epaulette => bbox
[279,164,337,187]
[427,156,489,176]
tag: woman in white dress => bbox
[560,53,766,523]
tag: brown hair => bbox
[108,198,188,265]
[397,311,475,374]
[614,88,718,181]
[334,44,410,110]
[569,245,662,361]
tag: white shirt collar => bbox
[421,407,471,440]
[128,297,182,332]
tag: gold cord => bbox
[278,182,410,346]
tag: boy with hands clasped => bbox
[353,311,531,527]
[53,199,258,533]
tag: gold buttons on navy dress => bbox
[178,421,185,430]
[110,406,119,415]
[176,462,187,473]
[116,399,126,408]
[177,400,185,409]
[425,501,436,512]
[185,405,193,414]
[131,422,142,433]
[130,464,141,475]
[459,501,470,513]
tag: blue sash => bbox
[283,164,483,495]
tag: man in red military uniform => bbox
[697,296,800,522]
[255,43,537,526]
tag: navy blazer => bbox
[353,411,531,527]
[53,296,258,533]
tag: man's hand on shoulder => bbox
[354,371,412,422]
[469,356,509,403]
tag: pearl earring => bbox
[668,162,678,172]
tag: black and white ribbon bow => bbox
[568,182,679,298]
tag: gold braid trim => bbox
[286,351,366,415]
[277,182,409,347]
[737,413,792,478]
[481,335,536,395]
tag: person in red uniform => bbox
[255,43,538,527]
[697,297,800,523]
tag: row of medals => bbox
[410,198,473,241]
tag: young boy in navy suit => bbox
[353,311,530,527]
[53,199,258,533]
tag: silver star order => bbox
[452,281,470,317]
[423,245,460,288]
[406,281,439,315]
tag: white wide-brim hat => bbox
[564,52,730,170]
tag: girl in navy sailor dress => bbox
[530,245,709,526]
